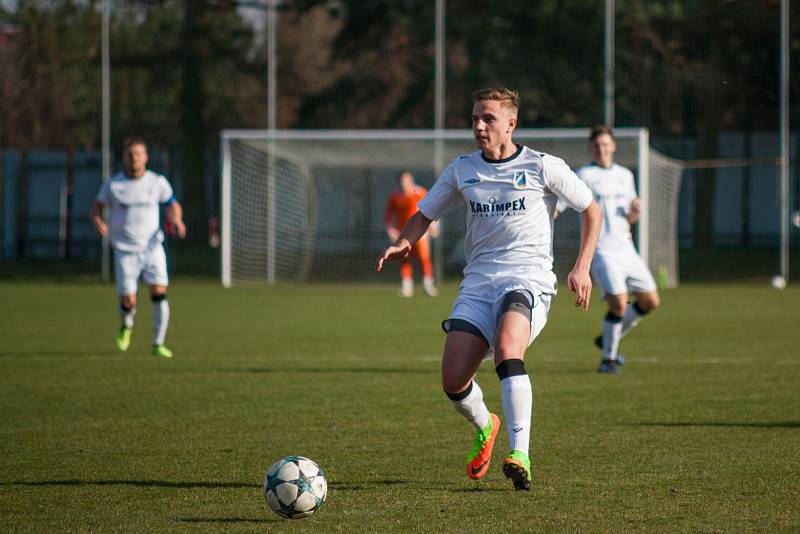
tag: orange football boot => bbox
[466,413,500,479]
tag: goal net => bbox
[220,129,683,288]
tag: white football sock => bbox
[501,374,532,455]
[119,304,136,329]
[152,298,170,346]
[621,303,645,338]
[447,381,490,431]
[602,313,623,360]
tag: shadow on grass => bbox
[633,421,800,429]
[8,478,512,494]
[228,367,433,375]
[178,517,275,524]
[0,350,115,359]
[5,479,260,489]
[448,486,514,493]
[329,479,508,493]
[329,479,407,490]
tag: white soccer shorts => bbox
[591,249,657,299]
[448,273,551,350]
[113,244,169,296]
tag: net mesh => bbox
[223,131,683,287]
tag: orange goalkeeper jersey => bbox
[385,186,428,230]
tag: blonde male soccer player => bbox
[557,125,660,374]
[384,170,438,297]
[376,88,601,490]
[91,137,186,358]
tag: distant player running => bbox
[377,88,601,490]
[91,137,186,358]
[557,125,660,374]
[384,170,438,297]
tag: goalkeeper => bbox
[384,170,438,297]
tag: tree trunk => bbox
[180,0,207,246]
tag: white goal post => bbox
[220,129,683,288]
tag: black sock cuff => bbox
[151,293,167,303]
[445,381,473,401]
[633,302,648,316]
[495,358,526,380]
[604,312,623,323]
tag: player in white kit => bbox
[558,125,660,374]
[91,137,186,358]
[376,88,601,490]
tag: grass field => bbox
[1,279,799,532]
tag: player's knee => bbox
[442,374,471,397]
[494,332,521,361]
[607,296,627,317]
[638,292,660,311]
[120,295,136,309]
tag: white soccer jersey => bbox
[418,145,593,295]
[573,163,637,253]
[96,170,175,252]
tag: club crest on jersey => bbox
[513,170,527,189]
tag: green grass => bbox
[1,279,798,532]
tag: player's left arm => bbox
[625,170,641,224]
[569,200,601,310]
[543,156,600,310]
[164,199,186,239]
[627,197,641,225]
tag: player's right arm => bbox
[92,180,111,236]
[90,200,108,236]
[375,210,432,271]
[376,160,461,272]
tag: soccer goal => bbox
[220,129,683,288]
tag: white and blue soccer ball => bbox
[264,456,327,519]
[770,275,787,290]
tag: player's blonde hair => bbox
[472,88,519,113]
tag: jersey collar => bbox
[481,144,523,164]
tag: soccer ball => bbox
[264,456,327,519]
[770,275,787,290]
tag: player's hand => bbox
[567,267,592,310]
[630,198,641,213]
[173,220,187,239]
[93,218,108,237]
[386,228,400,242]
[375,240,412,272]
[428,220,440,239]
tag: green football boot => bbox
[466,413,500,479]
[502,450,531,491]
[116,326,132,352]
[151,344,173,359]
